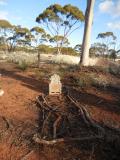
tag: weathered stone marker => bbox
[49,74,62,95]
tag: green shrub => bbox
[17,61,29,71]
[108,64,120,75]
[68,73,93,87]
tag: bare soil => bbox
[0,62,120,160]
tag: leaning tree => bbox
[36,4,84,54]
[80,0,95,66]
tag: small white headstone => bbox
[49,74,62,95]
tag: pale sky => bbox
[0,0,120,47]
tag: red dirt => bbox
[0,62,42,159]
[0,62,120,160]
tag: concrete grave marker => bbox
[49,74,62,95]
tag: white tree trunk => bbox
[80,0,95,66]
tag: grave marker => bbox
[49,74,62,95]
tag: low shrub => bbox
[67,72,93,87]
[17,61,29,71]
[108,63,120,75]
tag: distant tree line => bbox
[0,2,120,67]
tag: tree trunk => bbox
[57,47,61,55]
[38,50,41,68]
[80,0,95,66]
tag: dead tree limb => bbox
[67,94,105,136]
[20,150,34,160]
[33,134,102,145]
[67,95,89,125]
[53,116,62,139]
[41,111,52,137]
[36,96,50,111]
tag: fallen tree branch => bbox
[20,150,34,160]
[41,111,52,137]
[67,94,90,125]
[33,134,102,145]
[36,96,50,111]
[53,115,62,139]
[67,94,105,136]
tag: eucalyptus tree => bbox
[49,35,69,54]
[90,43,107,57]
[0,19,12,36]
[30,26,50,67]
[0,19,13,52]
[109,49,120,61]
[97,32,117,57]
[36,4,84,54]
[80,0,95,66]
[7,26,31,52]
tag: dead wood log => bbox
[33,134,102,145]
[41,111,52,137]
[36,96,50,111]
[67,94,105,136]
[20,150,34,160]
[81,107,105,134]
[66,95,89,125]
[1,116,13,130]
[43,94,61,111]
[53,116,62,139]
[37,94,62,113]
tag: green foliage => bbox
[63,4,84,20]
[36,4,84,23]
[37,44,52,53]
[17,61,29,71]
[108,64,120,75]
[50,35,69,48]
[6,26,32,52]
[30,26,50,48]
[50,35,68,43]
[36,4,84,54]
[67,72,93,87]
[96,32,117,57]
[31,26,45,34]
[37,45,77,55]
[97,32,116,40]
[14,26,30,37]
[0,19,12,29]
[97,32,117,56]
[109,49,117,61]
[90,43,108,57]
[60,47,77,55]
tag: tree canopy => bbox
[97,32,117,40]
[0,19,13,29]
[36,4,84,54]
[97,31,117,56]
